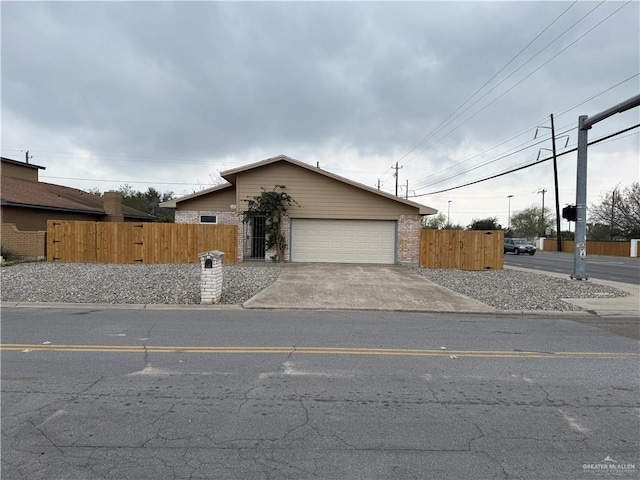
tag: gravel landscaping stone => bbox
[0,261,629,311]
[0,263,282,305]
[410,266,629,311]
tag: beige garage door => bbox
[291,219,396,264]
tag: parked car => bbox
[504,238,536,255]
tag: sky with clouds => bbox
[2,1,638,229]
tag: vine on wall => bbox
[244,185,299,262]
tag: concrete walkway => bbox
[243,263,496,313]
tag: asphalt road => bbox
[2,307,639,480]
[504,250,640,285]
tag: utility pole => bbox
[377,179,381,191]
[405,180,408,200]
[535,116,567,252]
[25,150,31,164]
[391,162,403,196]
[611,190,616,240]
[550,114,562,253]
[538,188,547,237]
[507,195,514,230]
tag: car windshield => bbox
[513,239,528,244]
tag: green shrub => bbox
[1,245,15,261]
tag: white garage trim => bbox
[290,219,397,264]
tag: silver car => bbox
[504,238,536,255]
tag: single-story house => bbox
[1,157,153,258]
[161,154,437,264]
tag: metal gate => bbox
[243,215,266,261]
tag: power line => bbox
[38,128,638,193]
[555,72,640,117]
[407,73,639,189]
[409,123,640,198]
[417,127,575,190]
[0,149,245,168]
[387,1,581,171]
[382,0,631,193]
[40,176,218,187]
[410,123,575,189]
[388,0,609,176]
[400,0,631,169]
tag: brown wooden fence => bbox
[420,229,504,270]
[47,221,237,264]
[542,239,630,257]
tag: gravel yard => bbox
[0,261,629,310]
[0,263,282,305]
[410,266,628,311]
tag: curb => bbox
[1,301,244,311]
[0,300,601,317]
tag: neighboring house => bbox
[161,154,437,264]
[1,157,153,258]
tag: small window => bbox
[200,215,217,224]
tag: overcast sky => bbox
[2,1,639,229]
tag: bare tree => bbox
[589,182,640,240]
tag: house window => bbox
[200,215,217,224]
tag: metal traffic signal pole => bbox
[573,115,589,280]
[572,93,640,280]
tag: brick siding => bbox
[397,214,421,264]
[1,223,46,259]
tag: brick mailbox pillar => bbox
[199,250,225,304]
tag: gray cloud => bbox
[2,1,638,224]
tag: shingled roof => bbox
[1,158,153,220]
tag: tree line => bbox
[424,182,640,241]
[87,185,176,222]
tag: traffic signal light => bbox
[562,205,577,222]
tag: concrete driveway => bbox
[243,263,496,312]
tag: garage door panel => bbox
[291,219,396,264]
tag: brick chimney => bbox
[103,191,124,222]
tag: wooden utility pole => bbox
[391,162,403,196]
[550,114,562,252]
[611,190,616,240]
[538,188,547,237]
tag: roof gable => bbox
[168,154,437,215]
[160,183,234,209]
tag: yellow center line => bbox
[1,344,637,359]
